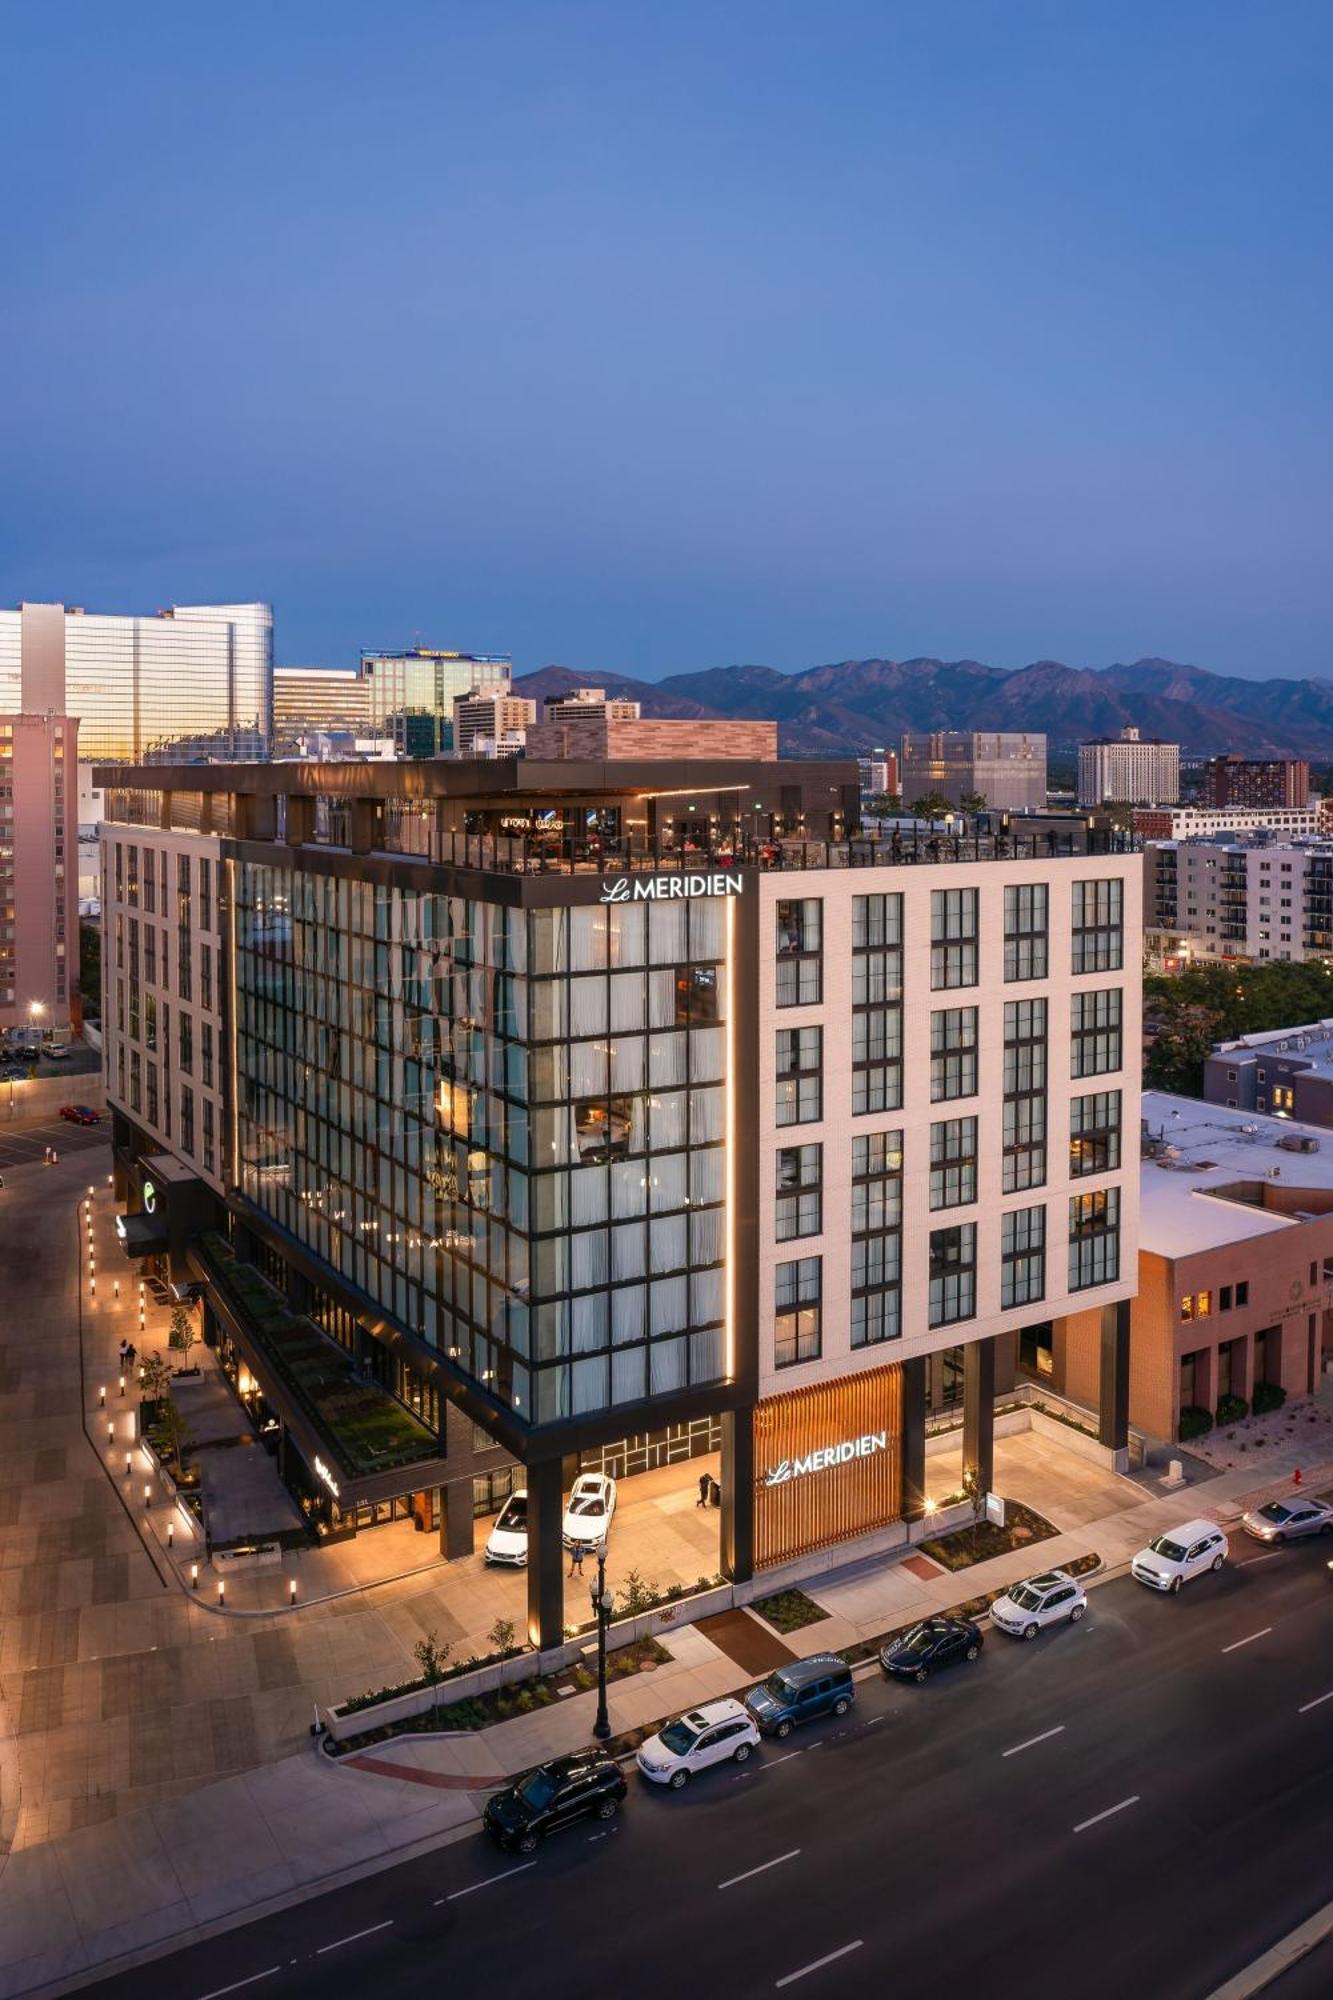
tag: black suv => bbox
[483,1755,627,1853]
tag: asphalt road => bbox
[82,1538,1333,2000]
[0,1118,107,1169]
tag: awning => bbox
[115,1212,168,1257]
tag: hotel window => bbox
[1072,878,1123,973]
[776,1143,822,1241]
[1004,883,1048,981]
[179,1011,193,1075]
[201,1021,214,1088]
[202,1097,215,1175]
[1236,1280,1248,1306]
[929,1222,976,1327]
[180,1085,195,1156]
[775,1256,822,1367]
[775,898,823,1007]
[776,1026,822,1126]
[1071,987,1122,1078]
[1001,1204,1046,1309]
[1070,1089,1122,1177]
[930,1116,977,1209]
[145,993,158,1054]
[930,1007,978,1101]
[146,1062,159,1128]
[144,927,157,987]
[852,893,903,1114]
[200,858,212,932]
[129,1048,140,1112]
[200,942,213,1013]
[931,888,978,990]
[1069,1187,1120,1290]
[1003,998,1047,1193]
[851,1130,903,1348]
[1220,1285,1232,1311]
[674,964,719,1026]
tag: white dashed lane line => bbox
[1299,1690,1333,1714]
[195,1970,282,2000]
[1002,1725,1066,1758]
[719,1849,801,1890]
[314,1920,394,1954]
[1073,1795,1140,1835]
[775,1941,864,1987]
[436,1861,537,1904]
[1221,1627,1272,1654]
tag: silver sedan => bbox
[1241,1497,1333,1544]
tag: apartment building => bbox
[1077,727,1179,808]
[900,732,1047,813]
[452,688,537,757]
[1134,804,1333,842]
[0,714,77,1032]
[857,750,900,798]
[1144,837,1333,967]
[1202,755,1309,810]
[1042,1095,1333,1441]
[97,753,1140,1644]
[1203,1022,1333,1127]
[0,600,272,763]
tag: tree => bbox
[616,1568,658,1617]
[912,792,953,823]
[961,1464,987,1558]
[168,1302,199,1368]
[139,1350,171,1406]
[488,1617,517,1658]
[157,1398,193,1477]
[413,1628,453,1723]
[959,791,988,816]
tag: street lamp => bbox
[590,1537,614,1742]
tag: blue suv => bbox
[743,1653,854,1739]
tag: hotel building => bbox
[98,753,1140,1646]
[1077,727,1179,808]
[0,714,78,1031]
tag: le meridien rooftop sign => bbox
[763,1430,888,1488]
[600,872,744,904]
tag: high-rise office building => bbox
[99,748,1139,1645]
[0,601,273,763]
[1077,727,1179,807]
[361,648,511,735]
[1201,755,1309,811]
[453,688,537,757]
[0,714,78,1031]
[273,667,373,742]
[901,731,1047,812]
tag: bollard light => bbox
[289,1578,297,1604]
[106,1422,114,1445]
[98,1385,105,1406]
[124,1452,132,1476]
[143,1483,151,1508]
[119,1375,125,1396]
[113,1280,120,1299]
[166,1519,174,1548]
[191,1562,199,1589]
[217,1580,225,1606]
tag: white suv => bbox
[989,1570,1088,1640]
[1132,1519,1227,1593]
[636,1699,760,1788]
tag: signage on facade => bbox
[600,872,744,904]
[762,1430,889,1487]
[313,1455,341,1500]
[141,1179,157,1214]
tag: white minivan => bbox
[1131,1518,1227,1593]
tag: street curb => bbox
[1205,1894,1333,1998]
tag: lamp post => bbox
[590,1537,613,1741]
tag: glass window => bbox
[775,899,823,1007]
[775,1256,822,1367]
[1071,988,1122,1078]
[929,1223,976,1327]
[929,1117,977,1210]
[931,888,978,990]
[776,1143,822,1241]
[1069,1187,1121,1290]
[851,1130,903,1347]
[853,893,903,1115]
[1001,1204,1046,1309]
[776,1026,822,1126]
[1070,1089,1122,1178]
[1003,998,1047,1193]
[1072,878,1124,974]
[930,1007,978,1101]
[1004,883,1048,982]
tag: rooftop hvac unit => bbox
[1276,1133,1320,1153]
[1239,1123,1260,1134]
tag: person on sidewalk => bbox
[568,1542,586,1578]
[697,1472,710,1508]
[118,1339,130,1368]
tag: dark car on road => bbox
[59,1104,100,1125]
[483,1754,626,1853]
[881,1616,984,1683]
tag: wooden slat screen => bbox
[753,1362,903,1570]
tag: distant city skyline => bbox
[4,2,1331,683]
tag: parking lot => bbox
[0,1115,108,1170]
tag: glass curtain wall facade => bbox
[234,868,731,1432]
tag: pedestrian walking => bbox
[709,1477,722,1508]
[125,1341,137,1366]
[567,1542,586,1578]
[118,1339,129,1367]
[697,1471,710,1508]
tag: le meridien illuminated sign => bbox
[763,1431,888,1488]
[313,1455,341,1501]
[600,872,744,905]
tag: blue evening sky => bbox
[1,1,1329,681]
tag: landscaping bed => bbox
[326,1636,672,1756]
[750,1587,827,1634]
[840,1550,1102,1668]
[917,1499,1057,1572]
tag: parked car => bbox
[483,1755,626,1852]
[881,1615,984,1682]
[41,1042,70,1060]
[484,1490,529,1568]
[636,1698,760,1787]
[1242,1497,1333,1544]
[562,1472,617,1549]
[1131,1520,1228,1593]
[989,1570,1088,1640]
[743,1653,854,1738]
[59,1104,100,1125]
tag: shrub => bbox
[1216,1393,1250,1428]
[1178,1405,1213,1441]
[1252,1381,1287,1416]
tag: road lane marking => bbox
[775,1941,864,1987]
[436,1861,538,1903]
[1002,1725,1066,1758]
[1236,1550,1284,1565]
[1299,1690,1333,1714]
[1073,1795,1140,1834]
[1222,1627,1273,1654]
[196,1972,282,2000]
[719,1850,801,1890]
[315,1921,394,1953]
[767,1750,803,1766]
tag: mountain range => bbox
[514,658,1333,761]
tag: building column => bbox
[441,1479,474,1561]
[720,1410,753,1585]
[963,1336,996,1497]
[1098,1299,1131,1464]
[900,1355,927,1522]
[525,1459,565,1654]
